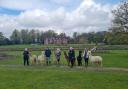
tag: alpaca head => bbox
[88,51,92,56]
[64,51,67,55]
[42,51,44,55]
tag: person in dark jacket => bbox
[77,50,82,66]
[68,47,75,68]
[23,48,30,66]
[45,47,52,65]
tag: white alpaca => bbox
[37,51,45,64]
[30,55,37,65]
[88,51,103,67]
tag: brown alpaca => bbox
[63,51,70,66]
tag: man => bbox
[23,48,30,66]
[45,47,52,65]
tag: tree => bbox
[111,1,128,32]
[29,29,36,43]
[105,1,128,45]
[10,29,21,44]
[59,33,66,38]
[36,30,41,43]
[4,38,12,45]
[73,32,79,43]
[0,32,5,45]
[21,29,29,44]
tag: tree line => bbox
[0,1,128,45]
[0,29,107,45]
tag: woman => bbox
[83,48,89,67]
[23,48,30,66]
[55,48,61,65]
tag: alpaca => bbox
[64,51,70,66]
[77,51,82,66]
[30,55,37,65]
[37,51,45,64]
[88,51,103,67]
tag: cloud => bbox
[0,0,77,10]
[50,0,71,4]
[0,0,115,37]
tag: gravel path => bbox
[0,64,128,72]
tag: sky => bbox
[0,0,121,37]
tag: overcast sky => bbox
[0,0,120,37]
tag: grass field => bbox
[0,50,128,68]
[0,45,128,89]
[0,66,128,89]
[0,44,128,50]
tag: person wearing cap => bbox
[45,47,52,65]
[23,48,30,66]
[55,48,61,65]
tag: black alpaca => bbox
[77,51,82,66]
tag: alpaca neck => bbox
[89,55,92,59]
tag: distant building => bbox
[44,37,68,45]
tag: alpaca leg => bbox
[100,61,103,69]
[67,60,70,66]
[80,61,82,66]
[31,60,33,65]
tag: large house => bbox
[44,37,68,45]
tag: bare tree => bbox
[111,0,128,32]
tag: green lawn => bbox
[0,66,127,89]
[0,44,128,50]
[0,50,128,68]
[0,49,128,89]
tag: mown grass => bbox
[100,50,128,68]
[0,66,128,89]
[0,49,128,89]
[0,50,128,68]
[0,44,128,50]
[0,44,94,49]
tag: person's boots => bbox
[46,61,48,65]
[49,61,51,65]
[71,61,73,68]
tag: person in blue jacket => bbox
[45,47,52,65]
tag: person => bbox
[91,46,97,52]
[55,48,61,65]
[23,48,30,66]
[68,47,75,68]
[83,48,89,67]
[77,50,82,66]
[45,47,52,65]
[72,48,76,65]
